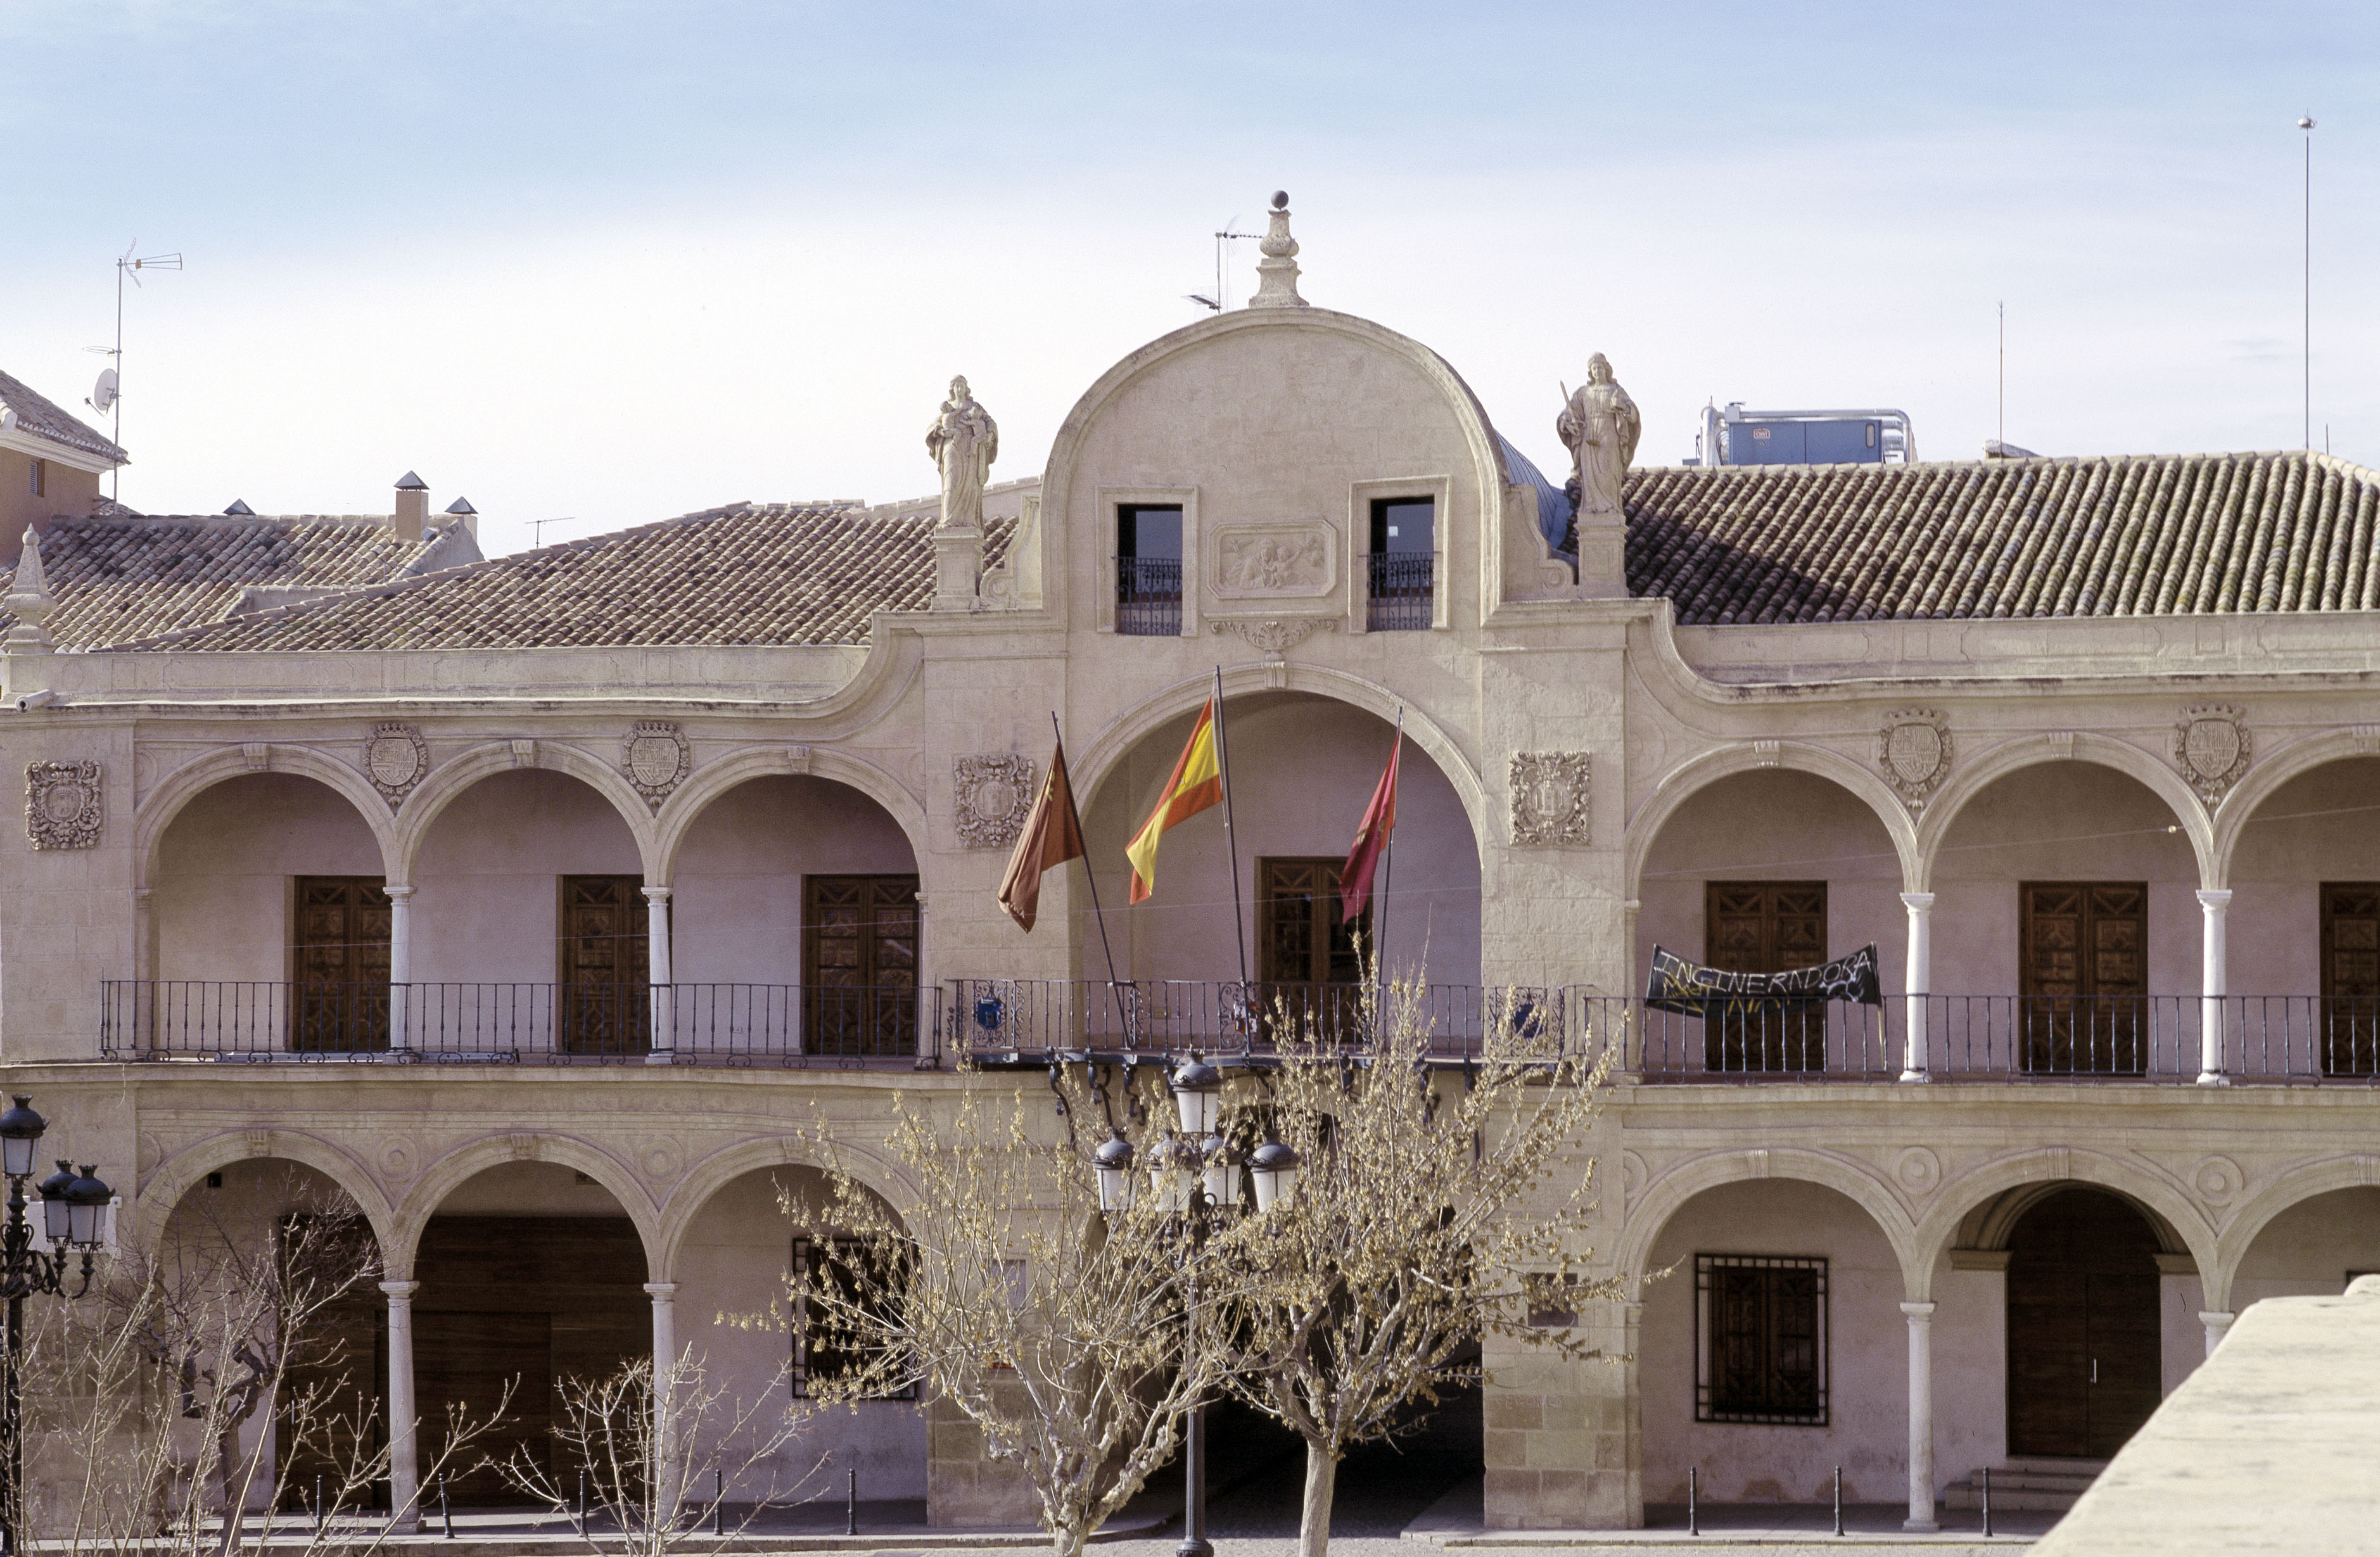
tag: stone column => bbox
[381,1280,423,1528]
[2199,1309,2235,1358]
[387,885,415,1050]
[912,893,935,1066]
[643,886,673,1064]
[645,1281,681,1514]
[1900,893,1935,1081]
[2197,889,2231,1084]
[1900,1300,1938,1530]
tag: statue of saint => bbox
[926,376,998,531]
[1556,353,1641,517]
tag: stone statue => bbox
[926,376,998,531]
[1556,353,1641,517]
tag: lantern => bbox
[1249,1138,1302,1214]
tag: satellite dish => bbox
[90,369,118,415]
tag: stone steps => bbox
[1941,1458,2106,1513]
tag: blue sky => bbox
[3,1,2372,554]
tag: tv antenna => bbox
[531,516,578,547]
[2299,114,2316,451]
[82,240,182,502]
[1185,218,1262,313]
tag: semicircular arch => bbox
[2211,730,2380,887]
[656,1135,922,1279]
[393,741,658,884]
[1916,733,2213,888]
[1917,1147,2222,1306]
[136,746,399,890]
[2211,1154,2380,1285]
[651,746,927,885]
[390,1134,661,1282]
[1616,1148,1923,1297]
[137,1130,398,1262]
[1623,742,1921,897]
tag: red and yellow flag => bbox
[1126,698,1223,903]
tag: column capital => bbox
[2196,887,2234,910]
[379,1279,423,1300]
[386,884,417,901]
[1899,892,1937,911]
[1899,1300,1937,1318]
[641,885,673,903]
[2196,1309,2236,1326]
[644,1281,681,1300]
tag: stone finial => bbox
[1247,190,1309,310]
[4,528,56,652]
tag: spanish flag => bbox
[1126,698,1224,903]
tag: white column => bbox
[2199,1308,2236,1358]
[381,1279,423,1528]
[643,886,674,1064]
[912,892,934,1065]
[1900,893,1935,1082]
[1900,1300,1938,1531]
[2197,889,2232,1085]
[387,885,415,1051]
[645,1281,682,1515]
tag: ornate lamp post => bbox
[0,1096,113,1557]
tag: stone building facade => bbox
[5,220,2380,1531]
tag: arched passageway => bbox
[2231,1186,2380,1311]
[2224,756,2380,1075]
[2001,1188,2161,1461]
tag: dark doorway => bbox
[1702,881,1826,1071]
[293,877,391,1052]
[416,1216,650,1504]
[802,874,919,1055]
[2019,883,2145,1073]
[2006,1187,2161,1459]
[559,875,650,1055]
[2320,882,2380,1075]
[1257,856,1371,1039]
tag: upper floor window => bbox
[29,459,44,498]
[1366,497,1434,631]
[1116,504,1183,637]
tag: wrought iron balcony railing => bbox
[1115,556,1183,637]
[1365,552,1434,631]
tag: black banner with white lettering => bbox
[1644,944,1883,1015]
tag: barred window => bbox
[791,1235,916,1400]
[1695,1254,1826,1425]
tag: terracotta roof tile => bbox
[0,369,128,464]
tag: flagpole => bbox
[1375,706,1402,1029]
[1053,712,1124,991]
[1211,666,1252,995]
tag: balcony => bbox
[1365,552,1434,630]
[99,982,929,1068]
[1114,556,1182,636]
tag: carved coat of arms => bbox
[364,723,428,808]
[1510,752,1591,848]
[622,721,691,809]
[2173,706,2250,804]
[26,760,102,850]
[954,754,1035,849]
[1876,709,1952,811]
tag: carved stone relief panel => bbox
[1207,521,1337,601]
[1510,752,1591,848]
[26,759,102,850]
[364,722,429,808]
[954,754,1035,849]
[623,721,691,810]
[1877,709,1952,812]
[2173,706,2250,804]
[1207,617,1339,657]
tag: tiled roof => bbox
[3,516,438,650]
[1620,450,2380,623]
[0,369,129,464]
[117,502,1017,652]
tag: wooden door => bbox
[2020,883,2146,1073]
[294,877,391,1052]
[2320,883,2380,1076]
[803,875,919,1056]
[559,876,649,1055]
[1703,882,1826,1072]
[1258,858,1371,1040]
[2006,1188,2161,1458]
[274,1215,388,1510]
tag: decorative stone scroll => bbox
[364,722,428,808]
[622,721,691,809]
[26,759,102,850]
[2173,706,2251,804]
[1877,709,1952,812]
[954,754,1035,849]
[1509,751,1591,848]
[1208,617,1336,657]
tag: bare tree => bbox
[1209,981,1619,1557]
[491,1351,823,1557]
[779,1078,1225,1557]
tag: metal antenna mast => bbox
[1184,219,1261,313]
[2300,115,2316,450]
[1998,301,2005,452]
[89,242,182,502]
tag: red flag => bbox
[997,740,1086,932]
[1339,735,1401,920]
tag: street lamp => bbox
[1093,1131,1136,1214]
[1248,1136,1302,1214]
[0,1096,113,1557]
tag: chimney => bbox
[443,496,479,539]
[393,471,429,541]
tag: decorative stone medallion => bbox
[364,722,428,808]
[2192,1154,2244,1206]
[622,721,690,809]
[25,759,101,850]
[1208,617,1337,657]
[2173,706,2251,804]
[954,754,1036,849]
[1510,751,1592,848]
[1896,1146,1943,1198]
[1877,709,1952,812]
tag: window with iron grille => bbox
[791,1235,916,1399]
[1366,497,1434,630]
[1695,1254,1826,1424]
[1116,504,1184,636]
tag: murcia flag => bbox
[1340,735,1401,920]
[996,738,1086,932]
[1125,697,1224,903]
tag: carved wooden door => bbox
[1257,858,1371,1041]
[2320,883,2380,1075]
[293,877,391,1052]
[803,875,918,1056]
[559,875,649,1055]
[2006,1188,2161,1459]
[1703,882,1826,1072]
[2020,884,2145,1073]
